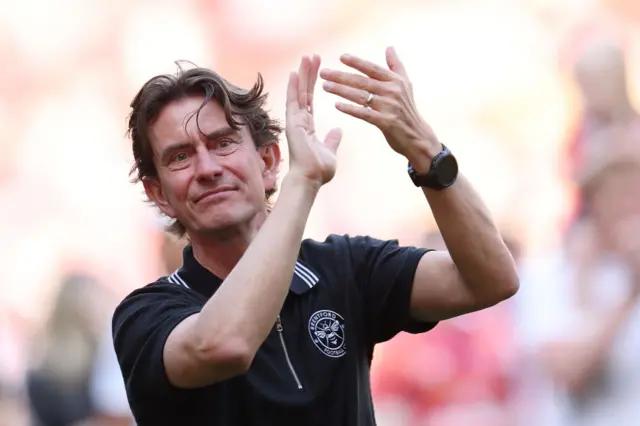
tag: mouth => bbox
[195,187,237,203]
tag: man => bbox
[113,47,519,425]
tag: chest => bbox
[180,297,373,426]
[246,283,367,403]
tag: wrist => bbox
[281,173,321,198]
[270,174,319,220]
[405,140,441,174]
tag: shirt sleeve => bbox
[112,282,204,400]
[345,235,438,344]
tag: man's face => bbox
[144,96,279,237]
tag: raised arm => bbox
[320,47,518,322]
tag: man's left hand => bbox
[320,47,440,173]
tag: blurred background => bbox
[1,0,640,425]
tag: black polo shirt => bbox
[112,234,437,425]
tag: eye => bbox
[214,138,239,154]
[170,152,189,164]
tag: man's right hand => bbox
[285,55,342,188]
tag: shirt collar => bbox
[168,245,320,298]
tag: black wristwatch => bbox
[407,144,458,189]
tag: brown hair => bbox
[127,62,283,237]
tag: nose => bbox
[194,147,223,181]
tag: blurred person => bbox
[372,231,521,426]
[564,38,639,221]
[515,143,640,426]
[26,274,110,426]
[113,49,518,425]
[85,323,134,426]
[567,39,638,175]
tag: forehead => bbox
[149,96,235,148]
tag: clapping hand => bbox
[320,47,440,173]
[285,55,343,187]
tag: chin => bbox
[196,206,259,234]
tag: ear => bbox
[143,178,176,219]
[260,142,281,192]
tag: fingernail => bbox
[323,81,332,90]
[335,102,345,109]
[341,54,351,61]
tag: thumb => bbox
[385,46,408,78]
[323,128,342,153]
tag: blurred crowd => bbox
[1,0,640,425]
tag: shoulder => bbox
[300,233,351,251]
[112,278,204,339]
[299,235,428,282]
[300,234,429,266]
[114,278,197,313]
[110,279,204,400]
[300,234,402,257]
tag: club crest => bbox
[308,309,346,358]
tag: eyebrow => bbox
[159,127,240,164]
[159,142,192,164]
[203,126,239,141]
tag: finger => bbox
[322,81,375,110]
[335,101,384,125]
[385,46,409,79]
[340,53,394,82]
[285,71,300,115]
[323,127,342,154]
[297,56,310,108]
[307,54,321,112]
[319,69,380,94]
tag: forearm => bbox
[196,174,319,354]
[422,174,518,303]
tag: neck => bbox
[189,210,268,279]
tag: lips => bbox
[195,186,236,203]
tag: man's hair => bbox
[127,62,283,237]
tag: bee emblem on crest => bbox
[308,310,346,358]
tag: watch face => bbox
[436,155,459,186]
